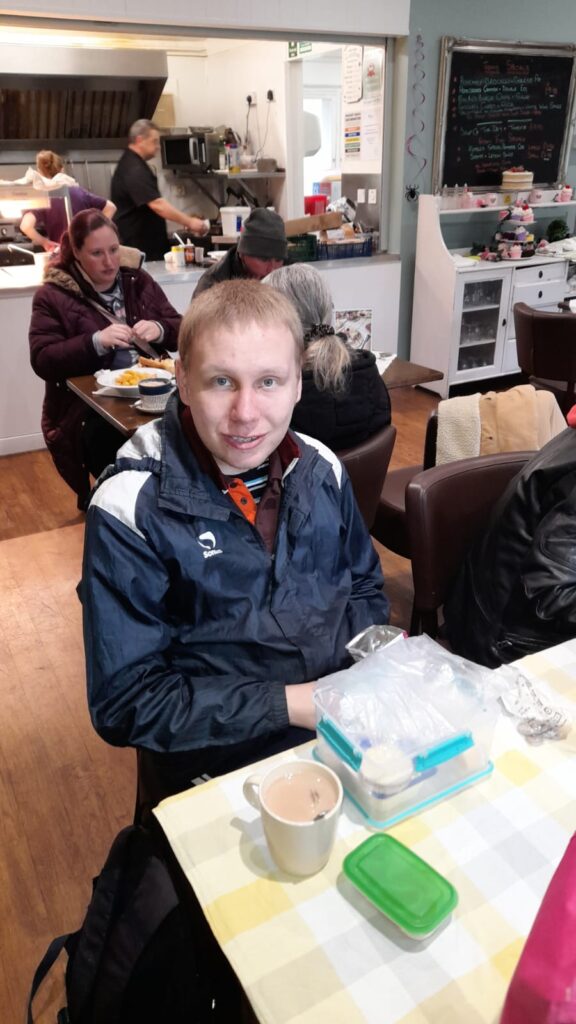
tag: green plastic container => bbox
[343,834,458,939]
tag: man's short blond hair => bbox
[178,280,304,366]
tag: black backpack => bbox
[28,825,234,1024]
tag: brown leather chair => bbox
[336,423,396,531]
[405,450,533,637]
[513,301,576,414]
[371,411,437,556]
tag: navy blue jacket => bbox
[81,396,389,756]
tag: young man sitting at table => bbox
[80,279,389,821]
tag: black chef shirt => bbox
[111,149,168,261]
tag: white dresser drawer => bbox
[512,279,566,308]
[513,262,567,286]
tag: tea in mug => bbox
[265,768,338,822]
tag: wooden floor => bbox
[0,384,437,1022]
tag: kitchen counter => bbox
[1,251,401,456]
[0,264,44,293]
[143,253,402,339]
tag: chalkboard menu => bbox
[432,39,576,191]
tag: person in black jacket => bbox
[444,421,576,667]
[193,208,287,297]
[265,263,391,450]
[111,119,208,261]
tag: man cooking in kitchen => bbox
[111,118,209,262]
[192,207,287,297]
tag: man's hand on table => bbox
[285,681,317,731]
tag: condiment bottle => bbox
[227,144,240,173]
[184,238,195,265]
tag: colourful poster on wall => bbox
[344,111,361,158]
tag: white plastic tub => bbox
[219,206,250,237]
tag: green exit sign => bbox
[288,41,312,58]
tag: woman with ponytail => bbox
[264,263,391,449]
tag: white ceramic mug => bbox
[243,760,343,876]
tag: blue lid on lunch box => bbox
[343,834,458,939]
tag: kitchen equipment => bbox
[0,240,35,265]
[0,48,167,144]
[0,219,17,241]
[160,130,221,173]
[219,206,250,237]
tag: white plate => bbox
[207,250,227,261]
[94,366,172,397]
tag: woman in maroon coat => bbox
[29,208,181,509]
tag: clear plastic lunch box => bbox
[313,636,499,830]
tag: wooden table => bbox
[67,375,158,438]
[67,360,444,440]
[383,357,443,390]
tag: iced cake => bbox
[501,167,534,191]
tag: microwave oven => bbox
[160,131,220,173]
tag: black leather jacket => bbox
[444,427,576,667]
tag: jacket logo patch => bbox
[197,531,223,559]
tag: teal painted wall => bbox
[398,3,576,356]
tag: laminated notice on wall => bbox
[344,111,361,158]
[343,45,363,104]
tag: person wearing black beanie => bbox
[192,208,287,298]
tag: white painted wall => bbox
[165,54,207,128]
[0,1,409,37]
[204,41,288,171]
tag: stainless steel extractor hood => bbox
[0,47,168,147]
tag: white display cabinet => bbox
[410,194,573,398]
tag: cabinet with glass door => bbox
[452,271,511,380]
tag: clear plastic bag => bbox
[495,664,572,745]
[314,634,504,768]
[346,624,406,661]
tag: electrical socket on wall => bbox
[357,188,366,203]
[368,188,377,204]
[246,91,257,105]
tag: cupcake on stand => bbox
[492,200,536,260]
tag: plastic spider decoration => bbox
[405,184,420,202]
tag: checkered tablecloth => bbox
[154,640,576,1024]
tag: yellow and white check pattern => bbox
[154,640,576,1024]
